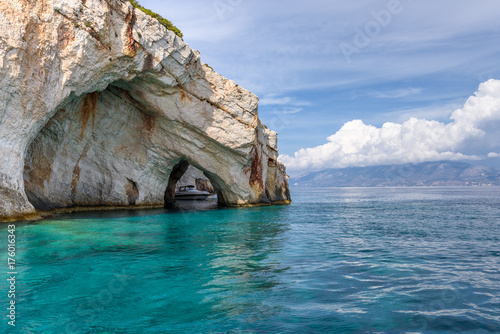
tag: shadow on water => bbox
[164,197,220,212]
[50,197,221,221]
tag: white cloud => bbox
[488,152,500,158]
[276,107,302,115]
[369,87,423,99]
[259,94,312,107]
[280,79,500,175]
[142,0,500,96]
[260,95,292,106]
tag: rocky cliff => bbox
[0,0,290,221]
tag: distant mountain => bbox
[291,161,500,187]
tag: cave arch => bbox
[163,159,226,207]
[0,0,290,221]
[21,83,246,212]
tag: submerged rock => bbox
[0,0,290,221]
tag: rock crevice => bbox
[0,0,290,221]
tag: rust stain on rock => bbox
[140,112,157,139]
[57,21,75,50]
[21,17,46,83]
[88,28,111,50]
[249,146,264,190]
[70,165,81,194]
[179,90,193,105]
[27,142,55,191]
[70,144,90,196]
[79,92,98,139]
[125,8,138,57]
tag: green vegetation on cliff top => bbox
[128,0,183,38]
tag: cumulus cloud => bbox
[488,152,500,158]
[280,79,500,175]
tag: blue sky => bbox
[140,0,500,175]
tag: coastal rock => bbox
[0,0,290,220]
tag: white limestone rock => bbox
[0,0,290,220]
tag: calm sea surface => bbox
[2,187,500,333]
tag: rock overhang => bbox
[0,0,291,221]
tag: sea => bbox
[1,187,500,333]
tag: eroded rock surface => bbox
[0,0,290,220]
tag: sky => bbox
[140,0,500,176]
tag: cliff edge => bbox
[0,0,290,221]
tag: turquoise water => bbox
[2,187,500,333]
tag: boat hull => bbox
[175,194,210,200]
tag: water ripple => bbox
[1,187,500,333]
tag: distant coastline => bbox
[291,161,500,187]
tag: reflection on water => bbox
[166,197,220,212]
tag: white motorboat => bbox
[174,185,211,200]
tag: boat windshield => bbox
[179,185,196,191]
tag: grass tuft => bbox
[128,0,183,39]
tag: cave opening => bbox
[164,159,224,208]
[22,78,241,213]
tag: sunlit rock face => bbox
[0,0,290,220]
